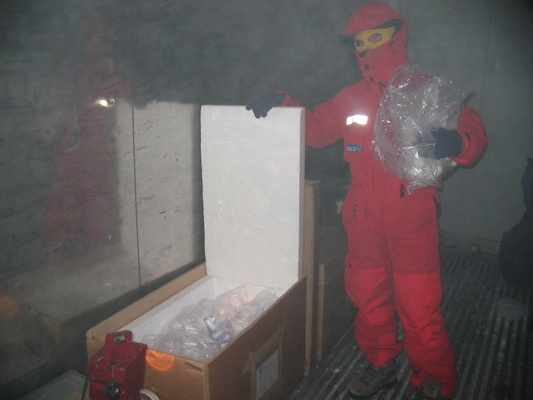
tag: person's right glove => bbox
[432,128,463,159]
[245,92,285,118]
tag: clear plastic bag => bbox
[142,285,279,361]
[372,64,464,193]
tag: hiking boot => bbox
[415,381,447,400]
[347,359,397,399]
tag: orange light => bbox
[145,349,175,372]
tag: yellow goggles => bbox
[354,26,396,52]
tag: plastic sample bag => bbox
[372,64,464,193]
[142,285,279,361]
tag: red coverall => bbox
[280,3,487,398]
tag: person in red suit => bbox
[247,2,487,399]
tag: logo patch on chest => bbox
[346,144,364,153]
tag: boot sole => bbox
[347,379,398,399]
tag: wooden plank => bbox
[303,180,321,374]
[315,212,355,361]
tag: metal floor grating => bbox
[288,249,533,400]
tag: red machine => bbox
[87,331,148,400]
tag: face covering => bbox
[354,26,396,52]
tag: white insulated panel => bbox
[201,105,305,292]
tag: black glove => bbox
[432,128,463,159]
[245,92,285,118]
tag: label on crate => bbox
[255,346,280,400]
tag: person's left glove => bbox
[432,128,463,159]
[246,92,285,118]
